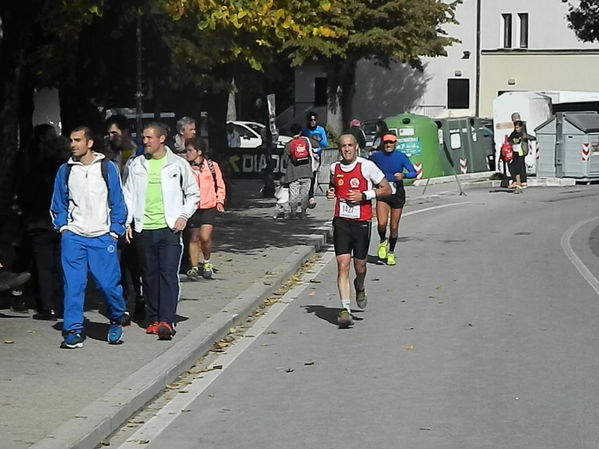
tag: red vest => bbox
[333,161,372,221]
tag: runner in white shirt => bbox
[326,134,391,328]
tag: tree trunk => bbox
[0,3,33,221]
[326,59,357,139]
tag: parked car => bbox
[228,121,292,150]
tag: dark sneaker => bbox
[337,310,353,328]
[33,309,57,321]
[157,322,176,340]
[146,321,160,334]
[108,322,123,345]
[61,331,85,349]
[356,290,367,309]
[202,263,214,279]
[120,312,131,327]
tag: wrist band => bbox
[363,190,376,201]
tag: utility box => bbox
[535,112,599,180]
[434,117,492,175]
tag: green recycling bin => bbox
[384,114,443,182]
[434,117,491,174]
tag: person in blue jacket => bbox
[51,126,129,349]
[369,133,416,265]
[302,111,328,208]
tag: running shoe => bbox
[377,242,388,260]
[146,321,160,334]
[187,267,200,281]
[107,322,123,345]
[60,331,85,349]
[337,310,353,328]
[202,263,214,279]
[387,253,396,266]
[356,290,367,309]
[157,322,176,340]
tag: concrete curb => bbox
[31,225,332,449]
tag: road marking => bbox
[116,250,336,449]
[404,202,471,217]
[116,202,469,448]
[561,216,599,296]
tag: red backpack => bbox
[289,136,311,165]
[500,135,514,163]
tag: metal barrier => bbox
[316,147,340,193]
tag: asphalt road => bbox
[112,185,599,449]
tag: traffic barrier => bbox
[316,147,339,191]
[582,143,590,161]
[413,163,423,179]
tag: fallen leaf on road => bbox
[308,291,316,296]
[309,279,321,283]
[181,409,192,413]
[304,361,315,366]
[405,345,415,350]
[100,440,110,446]
[4,340,14,344]
[285,368,294,373]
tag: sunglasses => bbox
[383,140,396,144]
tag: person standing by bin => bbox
[507,120,535,189]
[370,133,417,265]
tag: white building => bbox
[293,0,599,126]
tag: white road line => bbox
[561,216,599,296]
[404,202,471,216]
[116,250,336,449]
[116,202,469,448]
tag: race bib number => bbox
[339,201,360,219]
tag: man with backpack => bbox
[283,123,317,219]
[51,126,129,349]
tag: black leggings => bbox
[508,154,527,183]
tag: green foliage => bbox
[285,0,460,70]
[567,0,599,43]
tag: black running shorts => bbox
[377,188,406,209]
[188,208,217,228]
[333,217,372,260]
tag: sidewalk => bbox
[0,180,333,449]
[0,172,551,449]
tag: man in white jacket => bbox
[124,122,199,340]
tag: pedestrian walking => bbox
[123,122,199,340]
[50,126,129,349]
[326,134,391,328]
[105,115,145,321]
[283,123,316,219]
[507,118,535,189]
[302,111,328,209]
[370,133,417,265]
[184,136,226,280]
[170,116,196,154]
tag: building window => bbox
[447,79,470,109]
[502,13,512,48]
[518,13,529,48]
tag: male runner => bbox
[327,134,391,328]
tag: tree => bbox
[567,0,599,43]
[284,0,460,133]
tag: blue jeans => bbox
[61,232,126,333]
[135,228,183,325]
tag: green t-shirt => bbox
[144,156,168,229]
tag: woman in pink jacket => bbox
[184,137,226,280]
